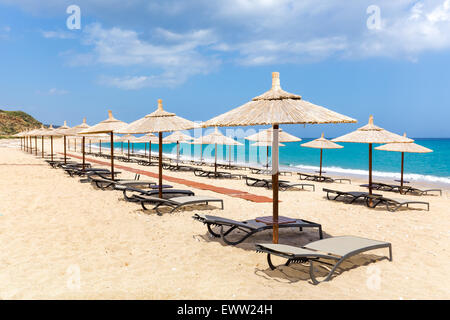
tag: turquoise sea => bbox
[101,138,450,185]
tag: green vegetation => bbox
[0,109,42,138]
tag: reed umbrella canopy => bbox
[79,111,128,178]
[246,127,301,168]
[333,115,413,194]
[163,131,194,165]
[204,72,356,243]
[55,121,71,163]
[375,133,432,186]
[252,141,286,147]
[134,133,159,162]
[116,134,141,158]
[40,125,62,161]
[118,99,198,198]
[191,127,243,170]
[301,132,343,176]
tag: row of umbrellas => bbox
[15,72,432,244]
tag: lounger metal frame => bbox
[256,237,392,284]
[193,214,323,245]
[136,196,224,215]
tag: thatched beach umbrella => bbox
[116,134,140,160]
[204,72,356,243]
[54,121,71,163]
[39,125,62,162]
[250,140,286,168]
[333,116,412,194]
[134,133,158,163]
[191,127,242,172]
[62,118,90,166]
[79,111,127,179]
[118,99,198,198]
[301,132,343,177]
[163,131,194,166]
[26,126,44,156]
[246,127,301,168]
[375,133,432,186]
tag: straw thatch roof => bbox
[119,99,198,134]
[63,118,90,136]
[163,131,193,143]
[375,133,432,153]
[245,127,301,143]
[190,127,243,146]
[80,111,127,134]
[134,133,159,143]
[54,120,71,135]
[39,125,62,137]
[26,125,46,136]
[302,132,343,149]
[116,134,141,142]
[203,72,356,127]
[333,116,413,144]
[81,134,120,142]
[251,141,286,147]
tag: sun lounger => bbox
[256,236,392,284]
[194,169,244,179]
[133,194,223,215]
[114,185,193,201]
[298,172,351,184]
[89,175,156,190]
[365,195,430,212]
[246,177,314,191]
[323,188,379,204]
[63,167,111,177]
[361,182,441,196]
[193,214,322,245]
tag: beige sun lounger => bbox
[256,236,392,284]
[133,194,224,215]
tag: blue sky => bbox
[1,0,450,137]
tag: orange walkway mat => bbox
[65,153,273,203]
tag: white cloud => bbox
[41,30,76,39]
[36,88,69,95]
[355,0,450,58]
[69,23,220,88]
[8,0,450,87]
[0,26,11,39]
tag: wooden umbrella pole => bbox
[41,136,44,158]
[99,140,102,155]
[127,140,130,159]
[82,136,86,170]
[132,143,134,154]
[51,136,54,162]
[149,141,152,163]
[319,149,323,177]
[35,136,37,156]
[121,142,123,154]
[89,140,91,153]
[200,145,203,163]
[214,143,218,174]
[272,124,279,244]
[368,143,373,195]
[64,136,67,164]
[266,146,269,168]
[144,143,147,157]
[158,132,163,198]
[110,132,114,181]
[401,152,404,187]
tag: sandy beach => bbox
[1,138,449,299]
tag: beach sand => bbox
[1,138,449,299]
